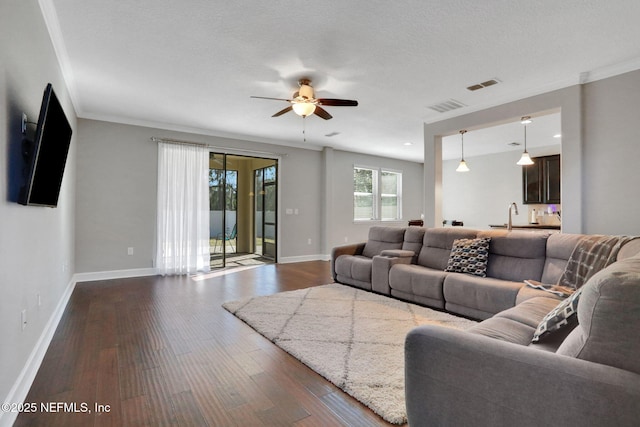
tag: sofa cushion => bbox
[362,227,405,258]
[443,273,523,318]
[495,297,562,328]
[389,264,447,301]
[532,288,582,343]
[478,230,548,282]
[418,228,478,270]
[557,256,640,375]
[402,227,426,263]
[335,255,373,283]
[540,233,584,284]
[468,316,535,345]
[445,237,491,277]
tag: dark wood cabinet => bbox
[522,154,560,205]
[523,161,543,204]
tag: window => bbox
[354,167,377,220]
[381,170,401,220]
[354,166,402,221]
[209,168,237,211]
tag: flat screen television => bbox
[19,83,73,207]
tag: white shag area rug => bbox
[222,283,478,425]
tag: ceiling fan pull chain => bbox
[302,117,306,142]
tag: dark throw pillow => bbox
[445,237,491,278]
[532,287,583,343]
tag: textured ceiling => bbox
[42,0,640,162]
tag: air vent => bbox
[427,99,466,113]
[466,78,501,91]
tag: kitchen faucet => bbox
[507,202,519,231]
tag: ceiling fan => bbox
[251,78,358,120]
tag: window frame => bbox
[353,165,402,222]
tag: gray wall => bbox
[75,119,422,272]
[324,148,424,250]
[0,0,77,419]
[582,70,640,234]
[426,70,640,236]
[75,120,157,273]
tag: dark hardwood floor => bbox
[15,261,401,426]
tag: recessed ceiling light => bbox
[553,134,562,138]
[404,142,413,146]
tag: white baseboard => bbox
[73,267,158,283]
[0,276,76,427]
[278,254,330,264]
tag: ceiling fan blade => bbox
[314,106,333,120]
[251,96,292,102]
[272,106,293,117]
[317,98,358,107]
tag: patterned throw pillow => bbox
[532,287,583,343]
[445,237,491,277]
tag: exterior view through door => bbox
[209,153,277,268]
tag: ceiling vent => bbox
[427,99,466,113]
[467,78,501,91]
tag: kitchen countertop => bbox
[489,224,561,230]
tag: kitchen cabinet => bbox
[522,154,560,204]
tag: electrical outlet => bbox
[307,238,312,245]
[21,309,27,331]
[37,293,41,308]
[127,247,134,255]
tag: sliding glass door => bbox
[254,164,277,260]
[210,154,277,268]
[209,153,238,268]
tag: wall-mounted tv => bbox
[19,83,73,207]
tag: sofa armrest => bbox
[380,249,415,258]
[330,242,366,281]
[405,325,640,427]
[371,254,413,295]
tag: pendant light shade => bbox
[517,116,535,165]
[517,151,533,165]
[456,130,470,172]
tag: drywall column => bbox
[423,131,443,228]
[558,85,583,234]
[321,147,334,258]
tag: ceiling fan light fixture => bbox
[292,102,316,117]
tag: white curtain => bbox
[156,142,210,275]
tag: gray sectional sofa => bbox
[331,226,640,426]
[332,226,588,319]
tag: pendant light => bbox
[517,116,534,165]
[456,130,470,172]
